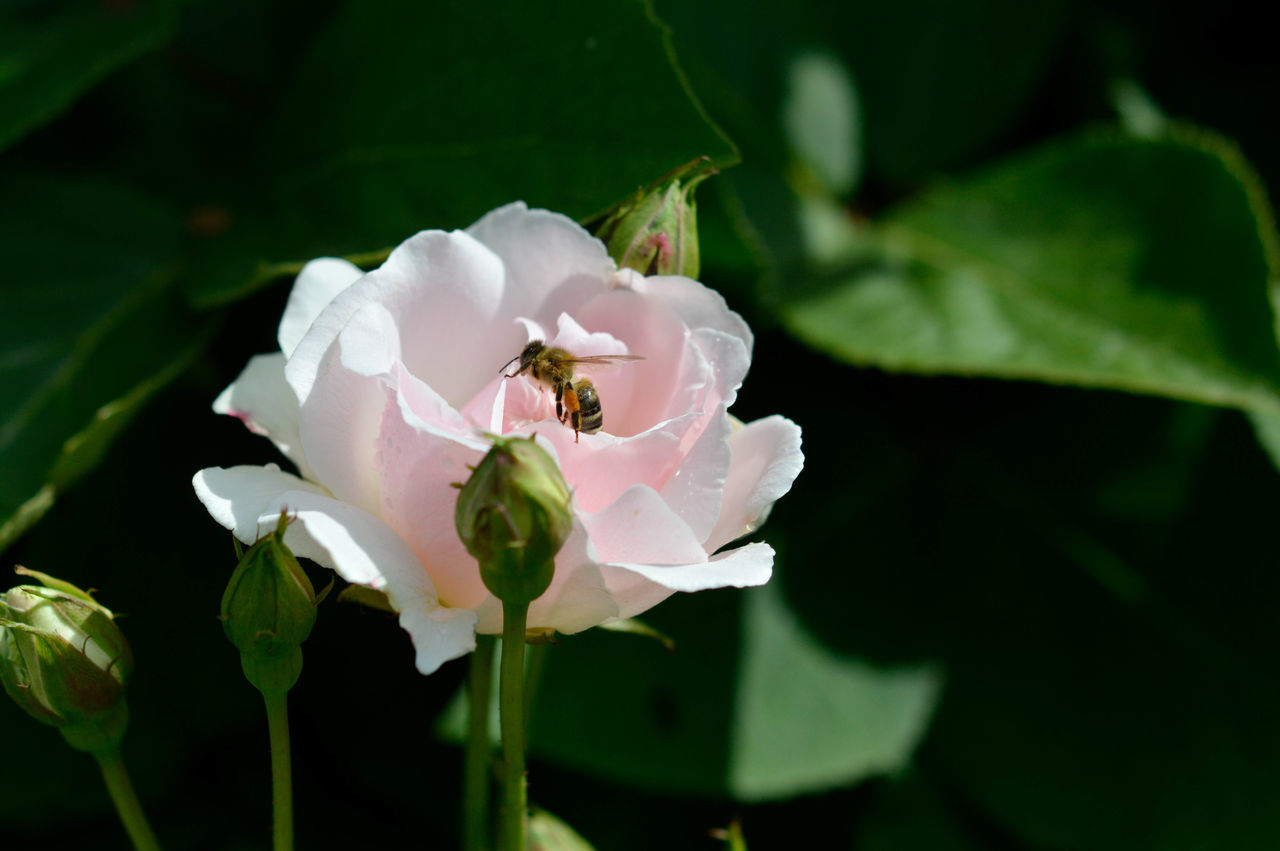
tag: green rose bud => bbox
[221,511,317,693]
[455,436,573,605]
[0,567,132,753]
[595,157,716,279]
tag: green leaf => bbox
[184,0,736,307]
[784,129,1280,416]
[0,0,176,152]
[728,583,942,800]
[782,51,862,197]
[525,583,940,800]
[0,174,212,552]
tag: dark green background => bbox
[4,0,1280,848]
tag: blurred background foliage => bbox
[3,0,1280,848]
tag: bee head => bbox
[520,340,545,369]
[499,340,547,376]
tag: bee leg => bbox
[555,383,566,423]
[561,382,583,442]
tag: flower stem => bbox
[521,641,549,734]
[263,688,294,851]
[94,746,161,851]
[464,634,497,851]
[499,603,529,851]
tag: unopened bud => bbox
[455,436,573,605]
[0,568,132,752]
[221,511,316,693]
[596,157,715,279]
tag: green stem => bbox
[464,634,497,851]
[95,746,161,851]
[522,642,549,736]
[263,688,294,851]
[499,603,530,851]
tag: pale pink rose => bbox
[193,203,803,674]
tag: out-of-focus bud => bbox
[221,511,317,694]
[595,157,716,279]
[0,567,132,753]
[455,436,573,605]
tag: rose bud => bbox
[0,568,133,752]
[455,436,573,606]
[595,157,715,279]
[221,510,317,693]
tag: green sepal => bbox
[596,618,676,652]
[241,648,303,696]
[12,566,97,604]
[336,584,396,613]
[59,700,129,754]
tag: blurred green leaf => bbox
[0,0,176,152]
[526,583,939,800]
[729,583,941,800]
[1248,410,1280,470]
[782,51,861,197]
[0,173,212,552]
[785,130,1280,416]
[184,0,736,307]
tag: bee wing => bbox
[564,354,645,370]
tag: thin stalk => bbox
[521,642,550,735]
[95,746,161,851]
[263,688,294,851]
[499,603,530,851]
[464,634,497,851]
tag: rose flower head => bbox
[194,203,803,674]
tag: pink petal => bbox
[398,605,480,675]
[375,369,491,610]
[628,271,753,355]
[286,229,514,410]
[608,541,775,594]
[659,408,732,545]
[581,484,707,566]
[295,336,388,516]
[570,286,693,436]
[278,257,365,357]
[212,353,314,480]
[193,464,328,543]
[704,416,805,553]
[467,202,615,325]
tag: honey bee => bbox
[499,341,643,442]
